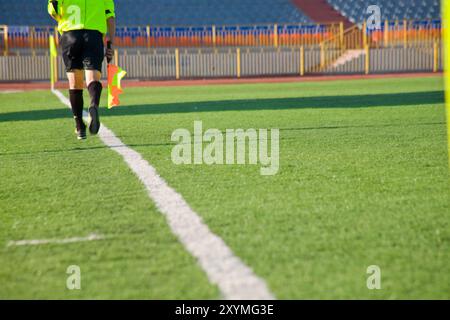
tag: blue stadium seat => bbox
[1,0,438,27]
[0,0,312,26]
[327,0,440,23]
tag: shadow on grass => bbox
[0,142,176,156]
[0,91,444,123]
[1,121,444,157]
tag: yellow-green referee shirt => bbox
[48,0,115,34]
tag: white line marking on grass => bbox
[7,233,104,247]
[0,90,24,94]
[51,89,275,300]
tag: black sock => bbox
[69,89,85,130]
[87,81,102,109]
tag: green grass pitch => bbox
[0,76,449,299]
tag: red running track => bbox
[0,73,442,91]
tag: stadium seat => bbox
[0,0,439,30]
[326,0,440,23]
[0,0,312,26]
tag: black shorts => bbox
[60,30,104,72]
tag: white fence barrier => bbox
[0,46,443,82]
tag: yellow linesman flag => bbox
[444,0,450,166]
[107,63,127,109]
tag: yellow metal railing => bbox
[0,25,8,56]
[0,19,441,58]
[368,19,441,49]
[311,19,441,73]
[0,22,341,52]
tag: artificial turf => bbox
[0,76,449,299]
[0,91,218,299]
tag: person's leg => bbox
[67,70,86,139]
[85,70,103,112]
[83,30,105,135]
[85,70,102,88]
[67,70,85,90]
[61,30,86,139]
[85,70,102,135]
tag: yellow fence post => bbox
[403,19,408,48]
[212,25,216,47]
[384,20,389,47]
[274,24,278,48]
[300,46,305,76]
[365,44,370,75]
[320,42,325,68]
[363,21,367,47]
[4,25,8,56]
[433,40,439,73]
[146,25,151,48]
[175,48,180,80]
[339,22,344,49]
[236,47,241,78]
[30,26,35,54]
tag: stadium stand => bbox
[291,0,353,28]
[0,1,53,25]
[327,0,441,24]
[0,0,312,26]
